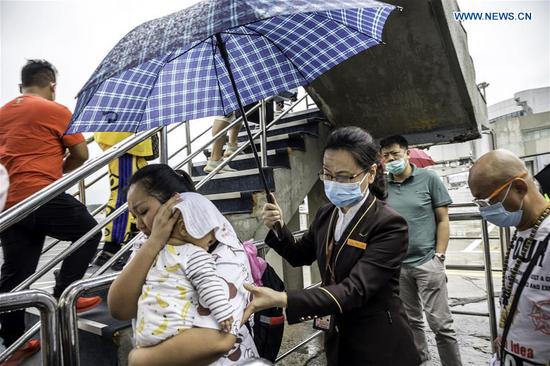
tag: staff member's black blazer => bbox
[265,193,420,366]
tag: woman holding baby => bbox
[107,164,258,366]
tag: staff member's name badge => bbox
[346,239,367,250]
[313,315,333,331]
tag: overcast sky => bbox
[1,0,549,203]
[1,0,549,108]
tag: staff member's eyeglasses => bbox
[318,170,367,184]
[472,172,527,208]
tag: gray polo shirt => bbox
[386,164,452,267]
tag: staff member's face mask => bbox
[324,173,369,208]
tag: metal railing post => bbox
[498,227,506,267]
[185,121,193,174]
[192,96,307,184]
[0,290,59,365]
[78,179,87,205]
[481,219,498,351]
[58,273,118,366]
[260,100,268,168]
[160,126,169,164]
[504,227,511,250]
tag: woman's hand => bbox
[241,283,287,323]
[149,194,182,248]
[261,194,283,230]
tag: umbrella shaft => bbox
[215,33,272,200]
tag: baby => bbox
[134,195,235,347]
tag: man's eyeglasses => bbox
[318,170,367,184]
[472,172,527,208]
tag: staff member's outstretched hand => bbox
[242,284,287,324]
[262,194,284,230]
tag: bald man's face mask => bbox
[478,181,524,227]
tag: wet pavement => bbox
[276,270,500,365]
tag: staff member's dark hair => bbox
[21,59,57,87]
[323,127,387,200]
[127,164,196,203]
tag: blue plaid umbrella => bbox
[68,0,396,203]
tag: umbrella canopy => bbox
[409,148,435,168]
[67,0,395,133]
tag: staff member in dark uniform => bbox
[243,127,420,366]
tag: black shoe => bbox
[93,251,114,267]
[111,250,131,271]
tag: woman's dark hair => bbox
[127,164,196,203]
[323,127,387,200]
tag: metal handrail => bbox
[11,204,127,292]
[0,290,58,365]
[40,203,108,255]
[174,103,262,171]
[190,95,307,183]
[275,331,323,363]
[58,273,118,366]
[169,125,210,161]
[90,235,142,277]
[74,122,208,197]
[481,219,497,350]
[0,127,160,232]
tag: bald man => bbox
[469,149,550,365]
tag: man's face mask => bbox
[475,172,527,227]
[385,159,406,175]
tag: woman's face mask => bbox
[324,173,369,208]
[479,183,524,227]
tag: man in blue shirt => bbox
[381,135,462,366]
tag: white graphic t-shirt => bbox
[499,215,550,365]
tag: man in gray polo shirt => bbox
[380,135,462,366]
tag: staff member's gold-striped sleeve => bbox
[319,287,343,314]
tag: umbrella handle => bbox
[266,191,284,239]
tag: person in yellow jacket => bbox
[93,132,155,269]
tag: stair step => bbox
[26,289,127,338]
[194,167,275,196]
[25,288,126,366]
[270,108,323,124]
[236,115,322,142]
[204,191,255,215]
[203,133,307,160]
[193,149,290,176]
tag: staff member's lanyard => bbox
[324,198,376,285]
[324,211,339,285]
